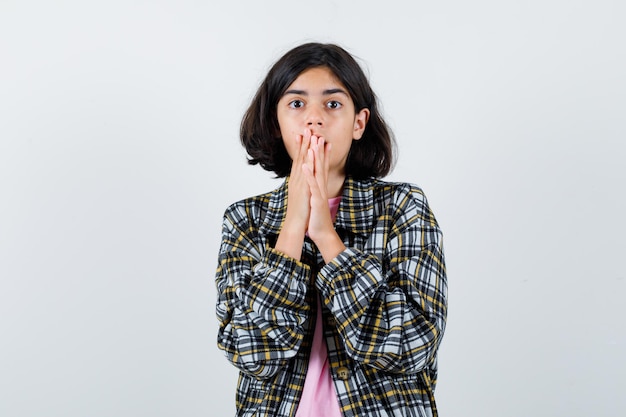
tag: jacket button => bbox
[336,366,349,380]
[326,316,336,326]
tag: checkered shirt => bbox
[215,177,447,417]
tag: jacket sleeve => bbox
[316,185,447,374]
[215,203,312,379]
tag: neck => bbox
[327,172,346,198]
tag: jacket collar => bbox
[259,176,376,238]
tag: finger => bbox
[306,148,315,175]
[311,137,329,192]
[289,134,302,170]
[290,130,311,178]
[293,130,309,164]
[314,137,326,181]
[324,142,331,178]
[302,161,321,199]
[303,128,312,147]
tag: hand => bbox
[285,130,313,231]
[302,134,333,241]
[274,130,312,260]
[303,134,346,262]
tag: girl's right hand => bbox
[275,129,312,260]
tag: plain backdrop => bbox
[1,1,624,416]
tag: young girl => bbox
[215,43,447,417]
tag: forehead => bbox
[285,66,347,91]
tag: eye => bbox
[326,100,342,109]
[288,99,304,109]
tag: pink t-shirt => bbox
[295,196,343,417]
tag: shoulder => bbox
[221,187,278,228]
[364,178,429,208]
[224,182,287,231]
[365,178,438,228]
[224,190,272,215]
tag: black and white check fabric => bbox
[215,177,447,417]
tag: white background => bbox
[1,1,624,416]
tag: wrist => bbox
[275,223,306,261]
[313,231,345,263]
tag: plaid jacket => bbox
[215,177,447,417]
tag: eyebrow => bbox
[283,88,349,96]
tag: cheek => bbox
[277,107,297,125]
[281,137,298,160]
[278,117,300,144]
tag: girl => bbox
[215,43,447,417]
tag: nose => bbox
[305,107,324,126]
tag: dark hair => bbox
[240,42,395,179]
